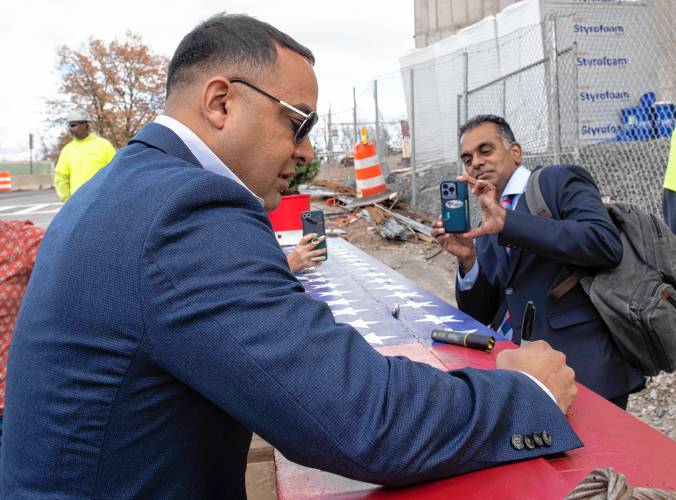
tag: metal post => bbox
[327,106,333,165]
[373,79,380,155]
[29,132,34,174]
[373,79,389,178]
[493,17,506,118]
[409,68,417,208]
[456,94,462,176]
[548,16,561,164]
[462,50,469,124]
[572,41,580,165]
[352,86,358,145]
[373,80,380,145]
[321,117,329,164]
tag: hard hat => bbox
[66,109,91,123]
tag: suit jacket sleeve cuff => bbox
[519,371,557,406]
[456,259,479,291]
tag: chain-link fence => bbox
[310,71,409,180]
[319,0,675,220]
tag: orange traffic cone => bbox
[0,172,12,192]
[353,128,387,199]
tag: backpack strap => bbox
[524,166,581,299]
[525,167,552,218]
[548,266,583,299]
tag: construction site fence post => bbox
[410,68,417,208]
[547,15,562,165]
[352,86,358,146]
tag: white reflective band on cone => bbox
[357,176,386,189]
[354,156,380,169]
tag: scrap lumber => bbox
[373,203,433,239]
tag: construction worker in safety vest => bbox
[55,110,116,203]
[663,128,676,234]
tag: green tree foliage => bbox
[46,32,168,159]
[285,159,320,194]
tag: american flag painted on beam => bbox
[295,237,504,347]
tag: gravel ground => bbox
[627,372,675,439]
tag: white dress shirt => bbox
[154,114,264,206]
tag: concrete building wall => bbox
[414,0,519,48]
[413,0,676,102]
[653,0,676,102]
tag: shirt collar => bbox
[153,114,264,206]
[501,165,531,199]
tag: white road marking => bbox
[0,202,63,216]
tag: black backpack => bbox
[525,166,676,376]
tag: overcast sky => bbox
[0,0,415,160]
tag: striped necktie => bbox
[500,194,514,209]
[500,195,514,254]
[497,194,514,339]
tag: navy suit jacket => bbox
[457,165,644,399]
[2,124,581,498]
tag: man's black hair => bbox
[166,13,315,96]
[459,114,516,145]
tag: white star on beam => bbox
[348,319,379,329]
[365,272,388,277]
[319,290,351,297]
[385,292,423,299]
[367,278,391,284]
[362,332,396,345]
[326,298,359,306]
[400,301,438,309]
[414,314,463,325]
[332,307,368,316]
[311,283,342,289]
[306,277,328,283]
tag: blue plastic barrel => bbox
[634,106,654,141]
[655,102,676,138]
[619,106,639,141]
[619,106,654,141]
[639,91,656,108]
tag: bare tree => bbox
[46,31,168,157]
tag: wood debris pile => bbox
[299,181,434,243]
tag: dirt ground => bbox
[312,166,675,440]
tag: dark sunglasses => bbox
[230,79,318,145]
[68,121,87,128]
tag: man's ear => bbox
[511,142,522,165]
[202,77,232,130]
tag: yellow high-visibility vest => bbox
[55,134,116,202]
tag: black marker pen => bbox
[520,301,536,345]
[431,329,495,351]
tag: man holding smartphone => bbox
[4,20,581,498]
[432,114,644,409]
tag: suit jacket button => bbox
[505,288,514,296]
[533,432,544,447]
[523,434,535,449]
[541,431,552,447]
[511,434,525,450]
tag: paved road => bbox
[0,189,62,228]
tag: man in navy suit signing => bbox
[432,115,644,409]
[3,17,581,499]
